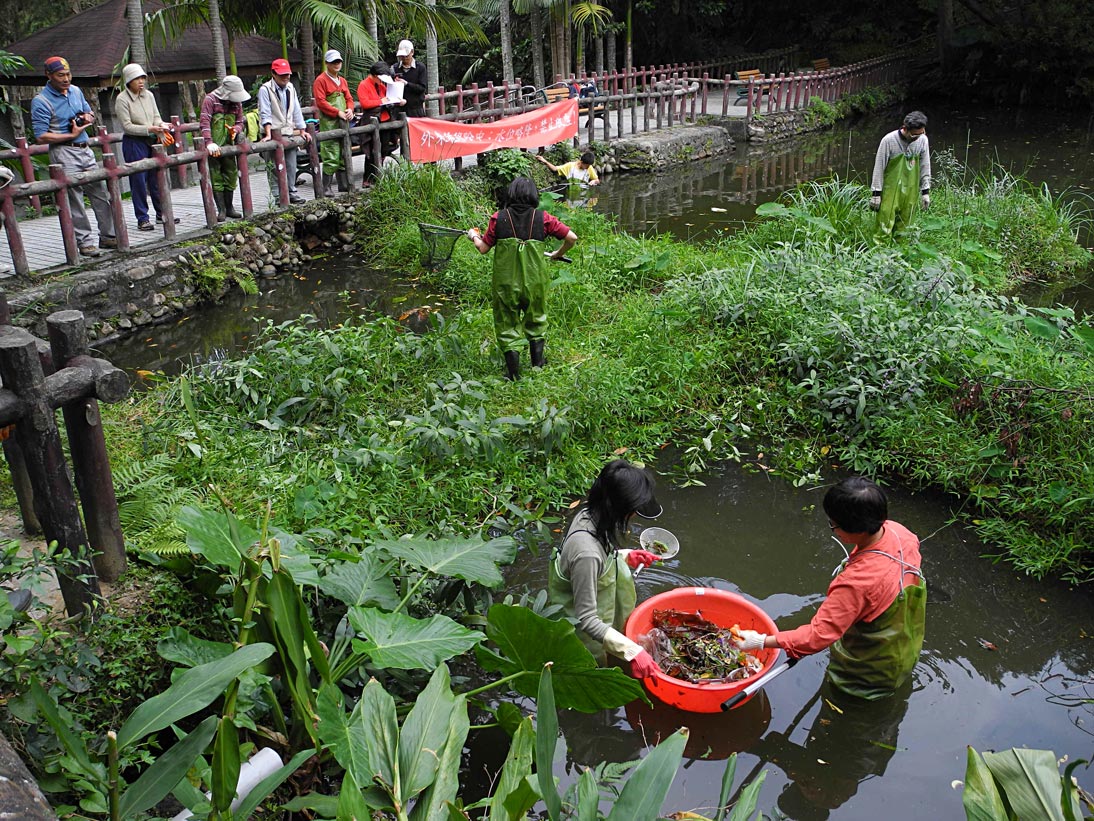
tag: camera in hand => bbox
[70,112,91,129]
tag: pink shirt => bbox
[481,210,571,248]
[776,520,922,659]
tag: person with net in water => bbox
[466,176,577,380]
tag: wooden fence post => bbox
[0,327,102,618]
[46,310,126,583]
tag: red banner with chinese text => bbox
[406,99,578,163]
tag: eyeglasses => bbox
[828,520,841,531]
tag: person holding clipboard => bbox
[357,61,405,178]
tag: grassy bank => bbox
[100,158,1094,583]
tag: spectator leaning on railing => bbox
[113,63,180,231]
[200,74,250,222]
[257,58,312,205]
[30,55,117,259]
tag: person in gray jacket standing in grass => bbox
[870,110,931,239]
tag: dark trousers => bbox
[122,135,163,224]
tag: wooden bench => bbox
[536,83,606,120]
[735,69,769,103]
[812,58,831,72]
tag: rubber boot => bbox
[336,170,350,193]
[213,190,226,222]
[224,188,242,219]
[503,350,520,381]
[530,338,546,369]
[321,173,334,197]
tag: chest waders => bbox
[827,545,926,701]
[547,533,637,665]
[319,89,347,172]
[875,152,921,240]
[210,111,239,192]
[492,208,549,352]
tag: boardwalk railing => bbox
[0,48,909,276]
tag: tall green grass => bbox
[103,163,1094,583]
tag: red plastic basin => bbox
[625,587,779,713]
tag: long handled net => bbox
[418,222,466,270]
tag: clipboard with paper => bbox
[384,80,404,105]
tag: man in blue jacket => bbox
[30,56,116,258]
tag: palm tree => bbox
[499,0,513,83]
[127,0,148,66]
[570,0,609,77]
[208,0,226,78]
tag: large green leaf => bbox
[119,716,218,818]
[488,717,535,821]
[535,664,563,821]
[399,666,458,799]
[319,555,401,610]
[408,694,470,821]
[29,678,104,784]
[265,567,332,688]
[117,643,274,750]
[605,729,687,821]
[211,716,241,813]
[715,754,738,821]
[963,746,1009,821]
[234,749,316,821]
[983,748,1066,820]
[349,608,485,670]
[475,604,645,712]
[374,535,517,587]
[157,627,233,668]
[575,768,600,821]
[1024,315,1061,341]
[179,505,259,569]
[359,679,401,797]
[726,768,767,820]
[337,771,374,821]
[317,682,373,792]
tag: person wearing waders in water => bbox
[870,111,931,240]
[735,477,927,701]
[466,177,577,380]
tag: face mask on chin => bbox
[900,130,921,143]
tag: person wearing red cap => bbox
[30,55,117,258]
[258,59,311,204]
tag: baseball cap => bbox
[396,40,414,57]
[324,49,343,63]
[271,58,291,75]
[44,56,70,74]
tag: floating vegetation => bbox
[639,609,764,684]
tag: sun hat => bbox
[220,75,251,103]
[270,58,291,75]
[121,63,146,88]
[324,49,343,63]
[396,40,414,57]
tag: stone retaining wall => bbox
[3,200,358,343]
[594,125,734,173]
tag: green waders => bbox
[492,209,549,352]
[319,89,347,173]
[826,550,926,701]
[210,111,239,193]
[548,545,636,665]
[875,152,921,240]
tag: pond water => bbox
[500,457,1094,819]
[97,102,1094,819]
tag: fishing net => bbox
[418,222,464,271]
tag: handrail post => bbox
[48,163,80,265]
[193,137,219,228]
[151,144,176,240]
[2,194,30,276]
[341,124,357,191]
[270,127,291,207]
[100,151,130,251]
[15,138,41,215]
[306,120,322,199]
[237,139,254,217]
[170,116,186,187]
